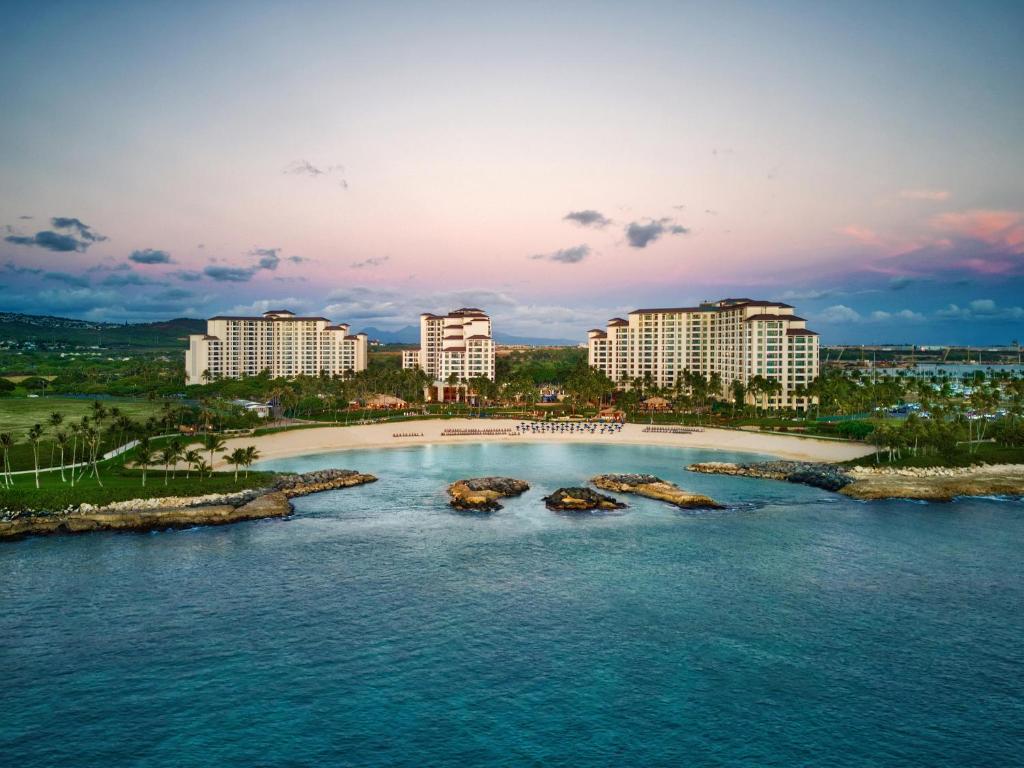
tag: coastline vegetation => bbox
[3,341,1023,489]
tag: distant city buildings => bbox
[587,298,819,410]
[402,308,496,382]
[185,309,368,385]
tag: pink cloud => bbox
[899,188,950,201]
[930,209,1024,252]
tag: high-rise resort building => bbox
[402,308,496,383]
[587,298,819,410]
[184,309,368,385]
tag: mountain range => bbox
[0,313,579,349]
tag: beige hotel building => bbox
[587,298,819,410]
[185,309,368,385]
[402,307,496,382]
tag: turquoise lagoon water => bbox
[2,442,1022,767]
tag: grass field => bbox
[0,396,165,440]
[0,466,278,512]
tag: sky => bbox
[1,0,1023,344]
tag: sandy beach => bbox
[217,419,873,468]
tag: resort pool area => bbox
[3,442,1023,767]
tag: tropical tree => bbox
[205,435,226,471]
[0,432,13,487]
[242,445,260,478]
[184,448,203,479]
[48,411,63,468]
[135,440,154,487]
[54,431,69,482]
[223,447,247,482]
[27,424,44,489]
[160,444,182,485]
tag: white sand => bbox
[216,419,873,468]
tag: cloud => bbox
[868,309,925,322]
[101,272,155,287]
[154,287,193,301]
[285,160,325,177]
[4,262,43,276]
[6,231,88,252]
[4,216,107,252]
[776,287,842,301]
[900,188,950,201]
[286,255,308,264]
[44,271,90,287]
[351,256,390,269]
[172,270,203,282]
[204,265,257,282]
[818,304,862,323]
[285,160,348,189]
[529,244,590,264]
[18,215,32,220]
[563,210,610,229]
[51,217,106,242]
[221,297,315,317]
[936,299,1024,321]
[250,247,280,270]
[625,218,689,248]
[129,248,172,264]
[929,209,1024,253]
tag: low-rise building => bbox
[185,309,367,385]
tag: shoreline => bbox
[0,469,377,542]
[219,419,874,467]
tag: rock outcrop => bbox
[687,461,853,492]
[592,474,723,509]
[687,460,1024,502]
[448,477,530,511]
[841,464,1024,501]
[275,468,377,498]
[543,487,626,512]
[0,469,377,542]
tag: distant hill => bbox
[361,325,578,347]
[0,312,580,351]
[0,312,204,350]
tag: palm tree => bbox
[242,445,260,478]
[184,448,203,479]
[48,411,63,468]
[160,444,182,485]
[223,447,247,482]
[54,431,69,482]
[84,427,104,487]
[205,435,226,470]
[135,441,154,487]
[27,424,44,489]
[0,432,13,487]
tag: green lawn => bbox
[0,396,165,440]
[0,466,279,512]
[840,442,1024,469]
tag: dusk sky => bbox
[2,1,1022,344]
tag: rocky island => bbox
[0,469,377,541]
[543,487,627,512]
[592,474,723,509]
[447,477,530,511]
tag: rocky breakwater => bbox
[687,461,853,492]
[592,474,723,509]
[543,487,626,512]
[274,469,378,498]
[0,469,377,542]
[841,464,1024,502]
[448,477,530,512]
